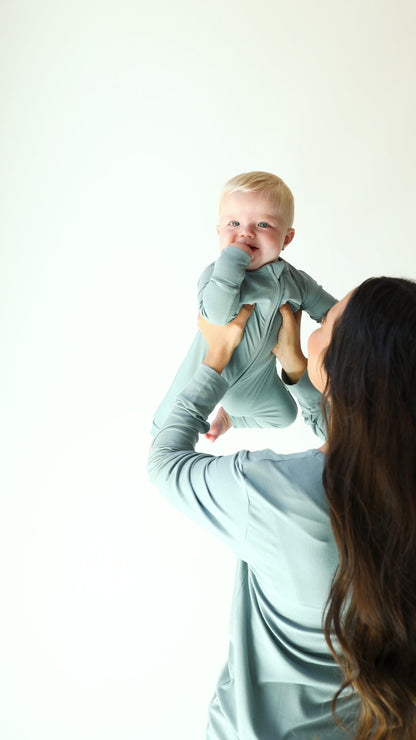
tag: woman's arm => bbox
[148,304,327,554]
[273,304,327,440]
[148,305,256,555]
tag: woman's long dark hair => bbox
[322,277,416,739]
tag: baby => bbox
[152,171,336,441]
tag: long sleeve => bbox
[148,364,327,555]
[284,264,337,321]
[148,365,251,556]
[282,369,327,440]
[198,246,251,325]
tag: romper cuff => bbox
[212,246,251,284]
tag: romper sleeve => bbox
[282,369,327,440]
[147,364,250,557]
[198,246,251,325]
[285,264,337,322]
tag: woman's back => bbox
[149,367,359,738]
[209,446,359,739]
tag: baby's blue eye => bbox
[230,220,240,227]
[258,222,269,228]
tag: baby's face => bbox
[217,190,294,271]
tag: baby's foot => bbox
[205,406,232,443]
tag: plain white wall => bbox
[1,0,416,738]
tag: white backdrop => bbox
[1,1,416,738]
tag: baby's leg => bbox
[206,363,298,442]
[222,361,298,430]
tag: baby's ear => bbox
[283,228,295,249]
[216,225,220,235]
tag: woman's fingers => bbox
[279,302,301,327]
[198,303,255,336]
[272,303,307,382]
[198,304,256,373]
[233,303,255,329]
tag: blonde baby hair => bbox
[220,171,295,228]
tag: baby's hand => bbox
[232,242,254,256]
[222,242,255,259]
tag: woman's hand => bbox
[198,303,255,374]
[272,304,307,384]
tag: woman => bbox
[148,277,416,739]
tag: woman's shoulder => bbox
[237,447,326,507]
[241,447,324,465]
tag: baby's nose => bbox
[239,223,255,236]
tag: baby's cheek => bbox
[219,232,235,250]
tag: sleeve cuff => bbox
[282,368,323,405]
[176,364,230,420]
[212,246,251,283]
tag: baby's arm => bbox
[295,268,337,321]
[198,246,251,325]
